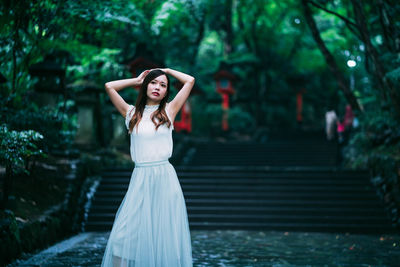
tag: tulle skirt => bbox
[101,159,193,267]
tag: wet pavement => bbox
[10,230,400,266]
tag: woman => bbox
[101,68,195,267]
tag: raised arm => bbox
[104,70,149,117]
[161,68,195,121]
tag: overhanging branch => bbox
[308,0,362,39]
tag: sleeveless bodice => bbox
[125,103,174,164]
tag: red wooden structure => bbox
[173,81,192,133]
[296,91,303,123]
[214,69,236,131]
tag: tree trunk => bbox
[1,163,12,209]
[301,0,362,112]
[236,2,253,52]
[222,0,233,56]
[186,0,206,69]
[350,0,400,116]
[11,21,18,100]
[258,70,268,125]
[377,0,394,52]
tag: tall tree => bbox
[222,0,233,56]
[301,0,362,112]
[350,0,400,116]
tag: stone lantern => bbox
[110,106,129,150]
[28,53,67,107]
[213,63,236,131]
[69,80,104,149]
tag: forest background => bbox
[1,0,400,264]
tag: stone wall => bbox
[0,154,102,266]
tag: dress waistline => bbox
[134,159,170,167]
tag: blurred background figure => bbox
[342,104,355,144]
[325,109,338,141]
[343,105,354,130]
[336,119,345,144]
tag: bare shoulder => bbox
[125,104,135,118]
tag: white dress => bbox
[101,103,193,267]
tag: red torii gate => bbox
[172,81,192,133]
[287,74,307,127]
[172,81,204,133]
[214,68,236,131]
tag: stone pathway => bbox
[10,230,400,266]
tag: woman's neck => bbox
[146,100,160,106]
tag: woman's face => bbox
[146,75,168,104]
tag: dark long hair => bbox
[128,69,172,133]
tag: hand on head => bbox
[137,68,167,85]
[138,70,150,81]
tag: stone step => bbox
[187,160,337,166]
[102,169,369,176]
[85,221,395,234]
[180,185,374,192]
[177,172,370,178]
[187,222,395,233]
[100,170,372,180]
[184,198,386,208]
[93,190,379,201]
[184,139,338,167]
[192,152,335,156]
[187,214,391,224]
[103,167,368,174]
[192,144,335,149]
[88,205,388,217]
[193,147,335,151]
[96,181,373,190]
[186,206,388,216]
[179,172,369,179]
[103,168,369,175]
[87,212,389,224]
[96,184,375,194]
[90,197,385,209]
[178,179,371,186]
[85,137,393,233]
[100,172,370,181]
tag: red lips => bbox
[152,92,160,96]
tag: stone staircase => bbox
[181,141,337,166]
[176,166,393,233]
[85,131,395,233]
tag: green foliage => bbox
[196,31,224,73]
[0,210,21,266]
[344,109,400,167]
[191,99,223,136]
[0,124,46,175]
[228,106,256,133]
[1,0,399,135]
[0,97,78,153]
[386,67,400,83]
[343,107,400,226]
[0,210,20,242]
